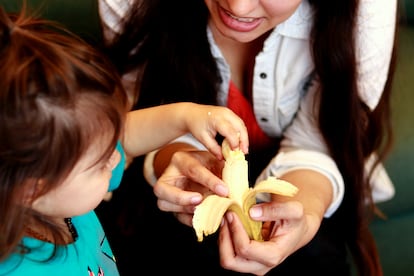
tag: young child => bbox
[0,7,248,276]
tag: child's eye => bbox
[104,150,121,171]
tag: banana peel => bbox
[192,139,298,242]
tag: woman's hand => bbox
[218,200,321,276]
[152,103,250,227]
[153,150,226,226]
[217,169,331,275]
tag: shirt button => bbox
[260,73,267,79]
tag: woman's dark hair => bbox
[106,0,217,107]
[0,6,127,263]
[308,1,398,275]
[107,0,398,275]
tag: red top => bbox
[227,81,275,151]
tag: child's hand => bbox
[186,104,248,160]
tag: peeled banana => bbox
[192,139,298,242]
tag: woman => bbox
[99,0,398,275]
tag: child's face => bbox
[205,0,302,43]
[31,142,121,218]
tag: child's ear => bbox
[21,178,44,206]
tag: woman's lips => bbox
[218,6,262,32]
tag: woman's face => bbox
[205,0,302,43]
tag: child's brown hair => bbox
[0,5,127,261]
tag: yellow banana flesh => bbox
[192,139,298,242]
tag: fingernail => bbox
[190,195,202,204]
[215,184,229,196]
[226,212,233,223]
[249,206,262,218]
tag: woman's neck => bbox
[210,24,267,94]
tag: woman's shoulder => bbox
[274,1,313,40]
[98,0,134,19]
[98,0,136,42]
[358,0,398,22]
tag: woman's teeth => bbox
[226,12,255,23]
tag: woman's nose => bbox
[226,0,259,17]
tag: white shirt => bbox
[99,0,397,217]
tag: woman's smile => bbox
[218,6,263,32]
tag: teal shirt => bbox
[109,141,126,191]
[0,142,125,276]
